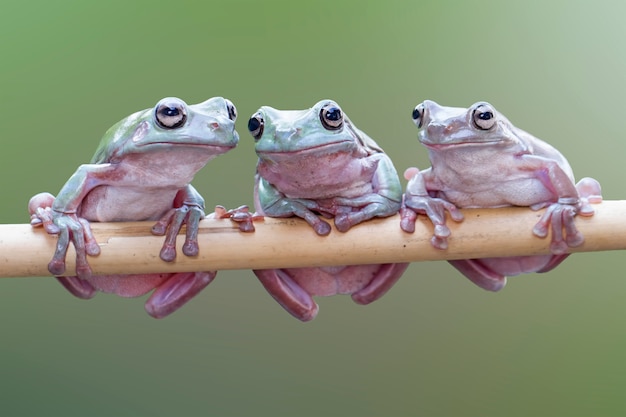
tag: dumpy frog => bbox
[248,99,409,321]
[29,96,239,318]
[401,100,602,291]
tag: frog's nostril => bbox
[210,122,220,130]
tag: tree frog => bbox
[29,96,239,318]
[248,99,409,321]
[400,100,602,291]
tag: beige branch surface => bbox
[2,200,625,278]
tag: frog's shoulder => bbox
[345,118,384,154]
[90,110,147,164]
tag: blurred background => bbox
[1,1,625,416]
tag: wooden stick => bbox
[2,200,625,278]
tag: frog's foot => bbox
[333,200,400,233]
[56,276,97,299]
[47,214,100,279]
[351,263,409,305]
[254,269,319,322]
[448,259,507,292]
[28,192,58,232]
[145,271,216,319]
[152,204,205,262]
[212,205,263,232]
[533,197,589,254]
[576,177,603,215]
[400,195,463,250]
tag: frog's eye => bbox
[225,99,237,121]
[155,98,188,129]
[319,104,343,130]
[248,113,264,140]
[412,104,425,128]
[472,103,496,130]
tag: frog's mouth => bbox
[256,139,354,156]
[420,140,502,150]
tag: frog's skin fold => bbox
[249,99,408,321]
[401,100,603,291]
[29,97,239,318]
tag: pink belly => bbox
[282,264,384,296]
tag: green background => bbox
[1,1,625,416]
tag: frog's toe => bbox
[182,241,199,257]
[313,220,332,236]
[48,259,66,276]
[549,240,570,255]
[160,244,177,262]
[431,235,448,250]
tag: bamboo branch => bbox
[2,200,625,278]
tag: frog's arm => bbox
[32,164,116,278]
[256,175,332,236]
[52,164,117,213]
[400,167,463,249]
[518,154,579,205]
[331,155,403,232]
[151,184,206,261]
[516,154,603,253]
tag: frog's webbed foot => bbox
[56,276,97,299]
[532,178,603,255]
[29,192,100,279]
[152,203,205,262]
[145,271,216,319]
[448,259,507,292]
[575,177,603,215]
[211,205,264,232]
[400,195,464,250]
[254,269,318,322]
[351,263,409,304]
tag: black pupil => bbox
[248,117,261,132]
[412,108,421,120]
[478,111,493,120]
[326,107,341,121]
[163,106,180,117]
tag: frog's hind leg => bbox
[56,276,97,299]
[145,271,216,319]
[352,263,409,304]
[536,254,570,274]
[448,260,507,292]
[254,269,319,322]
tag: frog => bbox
[29,96,240,318]
[248,99,409,321]
[400,99,602,291]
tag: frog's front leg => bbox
[333,156,403,232]
[527,162,603,254]
[30,165,111,277]
[152,184,206,261]
[30,193,100,278]
[400,167,463,249]
[253,269,318,321]
[257,176,332,235]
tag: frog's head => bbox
[93,96,239,164]
[411,100,520,150]
[247,99,365,161]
